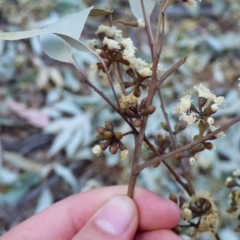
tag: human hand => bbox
[1,185,182,240]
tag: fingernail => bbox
[96,196,134,235]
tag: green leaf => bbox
[89,8,113,16]
[128,0,155,19]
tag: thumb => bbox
[72,195,139,240]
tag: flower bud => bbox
[203,142,213,150]
[206,117,214,125]
[189,157,196,164]
[173,226,182,234]
[174,122,188,134]
[126,68,136,80]
[161,122,169,132]
[100,140,112,150]
[225,177,238,188]
[133,86,141,97]
[115,132,123,140]
[146,151,156,160]
[179,193,186,208]
[141,105,156,115]
[97,127,106,134]
[105,121,114,131]
[139,97,147,111]
[103,130,114,140]
[169,193,178,204]
[133,118,142,127]
[198,96,207,110]
[109,141,118,154]
[211,103,218,113]
[124,109,137,117]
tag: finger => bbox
[72,196,138,240]
[2,186,180,240]
[135,229,183,240]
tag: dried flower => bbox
[182,192,219,237]
[119,93,138,111]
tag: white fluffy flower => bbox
[92,145,103,156]
[137,18,145,27]
[102,37,120,50]
[173,94,192,115]
[194,84,225,108]
[120,149,128,161]
[189,157,196,164]
[233,169,240,177]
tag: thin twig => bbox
[140,0,154,57]
[157,88,176,147]
[112,62,126,94]
[106,0,113,26]
[136,115,240,173]
[156,56,188,87]
[163,160,192,195]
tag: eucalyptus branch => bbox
[136,115,240,173]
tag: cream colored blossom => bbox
[209,125,225,138]
[137,18,145,27]
[137,67,152,77]
[119,93,138,111]
[207,117,214,125]
[173,94,192,114]
[102,37,120,50]
[173,94,199,125]
[194,84,225,108]
[95,25,122,41]
[90,64,98,72]
[189,192,219,237]
[120,149,128,160]
[189,157,196,164]
[92,145,103,156]
[182,208,192,221]
[225,177,233,186]
[233,169,240,177]
[87,39,100,49]
[99,70,108,80]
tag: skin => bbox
[1,185,183,240]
